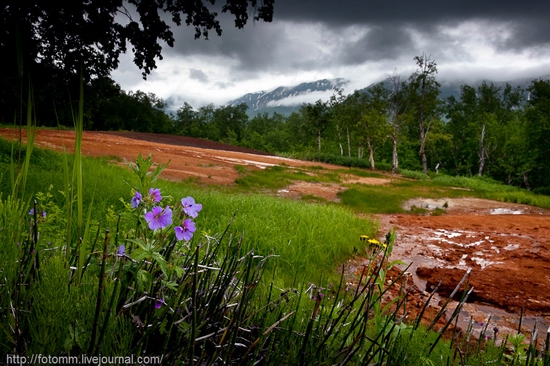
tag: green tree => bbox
[386,73,409,173]
[242,112,289,152]
[444,85,479,175]
[174,103,198,136]
[195,104,219,140]
[285,111,312,151]
[444,82,524,179]
[408,54,441,174]
[0,0,274,129]
[353,87,390,169]
[328,89,353,157]
[212,104,249,144]
[524,79,550,189]
[2,0,274,80]
[303,100,330,152]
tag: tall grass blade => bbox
[89,229,110,355]
[73,75,84,233]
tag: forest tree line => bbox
[2,55,550,193]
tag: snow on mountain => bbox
[228,78,349,116]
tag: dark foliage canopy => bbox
[1,0,274,79]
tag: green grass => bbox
[433,174,550,209]
[0,139,376,286]
[337,167,388,178]
[337,176,475,214]
[234,164,339,190]
[158,179,376,285]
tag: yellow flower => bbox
[361,235,387,249]
[368,238,387,249]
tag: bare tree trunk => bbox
[388,71,405,174]
[358,146,363,159]
[478,124,486,177]
[522,171,531,190]
[419,101,428,174]
[418,68,428,174]
[317,129,321,152]
[367,138,375,170]
[420,139,428,174]
[336,125,343,156]
[346,127,351,157]
[391,133,398,173]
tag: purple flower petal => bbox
[175,226,185,241]
[175,219,196,241]
[181,196,202,218]
[159,206,173,227]
[131,191,142,208]
[145,206,172,230]
[149,188,162,203]
[155,298,165,309]
[117,244,125,256]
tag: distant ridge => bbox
[228,78,349,116]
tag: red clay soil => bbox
[0,129,346,185]
[355,199,550,343]
[2,128,550,342]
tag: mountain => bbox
[222,75,549,117]
[228,78,349,117]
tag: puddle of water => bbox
[446,303,550,346]
[504,243,520,250]
[434,229,463,238]
[491,208,524,215]
[470,257,503,269]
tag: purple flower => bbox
[181,196,202,218]
[175,219,196,241]
[144,206,173,230]
[155,298,165,309]
[131,191,142,208]
[117,244,125,257]
[28,208,46,217]
[149,188,162,203]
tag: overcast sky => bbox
[111,0,550,109]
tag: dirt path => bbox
[3,128,550,342]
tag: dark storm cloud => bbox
[189,68,209,82]
[163,12,288,71]
[340,26,415,64]
[166,15,280,58]
[273,0,550,26]
[273,0,550,48]
[497,19,550,51]
[158,0,550,75]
